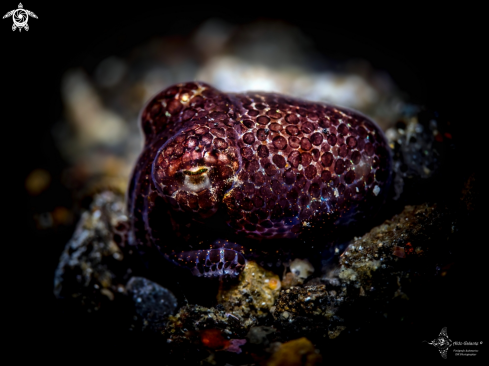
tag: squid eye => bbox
[183,168,208,176]
[151,128,239,217]
[180,166,211,192]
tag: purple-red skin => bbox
[127,82,391,276]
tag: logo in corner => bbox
[3,3,37,32]
[424,327,453,359]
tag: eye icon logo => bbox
[424,327,453,359]
[3,3,37,32]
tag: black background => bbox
[5,2,482,363]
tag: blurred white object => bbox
[289,258,315,280]
[62,70,128,147]
[199,56,381,110]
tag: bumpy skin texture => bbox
[127,82,391,276]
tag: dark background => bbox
[5,2,481,363]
